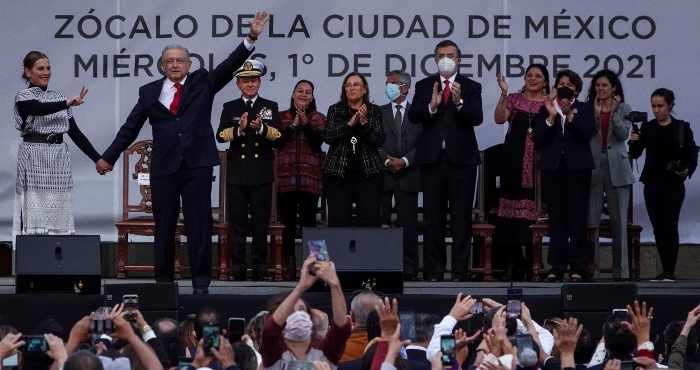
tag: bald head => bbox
[311,309,329,339]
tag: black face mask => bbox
[557,86,575,101]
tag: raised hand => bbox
[0,333,24,361]
[612,95,622,113]
[95,158,113,175]
[429,82,440,111]
[497,73,508,93]
[313,260,340,287]
[375,297,399,339]
[295,104,308,126]
[66,86,88,107]
[298,254,319,291]
[594,95,602,117]
[623,300,653,345]
[211,335,236,369]
[544,100,558,120]
[448,293,476,321]
[45,333,68,365]
[248,11,270,39]
[451,81,462,105]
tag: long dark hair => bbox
[288,79,317,113]
[340,72,370,106]
[519,64,550,95]
[585,69,626,103]
[21,51,48,84]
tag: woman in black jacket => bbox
[629,88,698,282]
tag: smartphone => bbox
[506,288,522,319]
[440,335,456,366]
[228,317,246,344]
[2,353,18,366]
[470,301,484,315]
[90,306,115,334]
[308,240,329,261]
[515,333,534,359]
[399,311,417,342]
[178,357,193,370]
[620,361,635,370]
[20,335,47,352]
[612,309,628,314]
[123,294,138,322]
[202,324,220,355]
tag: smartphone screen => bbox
[20,335,47,352]
[90,307,114,334]
[228,318,246,344]
[470,301,484,315]
[308,240,329,261]
[399,311,417,342]
[620,361,635,370]
[515,333,533,359]
[440,335,456,366]
[178,357,193,370]
[203,324,220,355]
[2,353,18,366]
[506,288,522,319]
[123,294,138,322]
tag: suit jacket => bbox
[405,348,430,364]
[532,100,596,171]
[337,357,431,370]
[407,74,483,166]
[589,102,635,187]
[102,42,253,179]
[216,96,283,186]
[629,116,699,184]
[379,102,421,192]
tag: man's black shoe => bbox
[228,271,247,281]
[426,275,443,282]
[193,289,209,295]
[404,274,418,282]
[253,271,273,282]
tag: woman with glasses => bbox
[322,72,386,226]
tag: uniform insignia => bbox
[259,107,273,120]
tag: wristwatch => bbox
[455,99,463,108]
[142,325,153,334]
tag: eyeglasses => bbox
[344,83,365,89]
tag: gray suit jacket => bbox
[589,102,636,187]
[379,101,421,192]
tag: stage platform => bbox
[1,277,699,340]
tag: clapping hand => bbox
[497,73,508,94]
[450,81,462,105]
[358,104,368,125]
[294,104,308,127]
[248,11,270,40]
[250,116,262,131]
[239,112,249,131]
[429,82,440,111]
[66,87,88,107]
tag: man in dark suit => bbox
[96,12,270,294]
[379,70,422,282]
[405,313,439,363]
[216,59,282,282]
[407,40,483,282]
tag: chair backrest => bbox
[532,151,548,222]
[270,149,279,224]
[121,140,154,221]
[215,151,226,224]
[472,151,487,222]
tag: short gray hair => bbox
[161,44,190,62]
[388,70,411,87]
[350,291,382,326]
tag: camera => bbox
[624,111,647,123]
[666,160,689,173]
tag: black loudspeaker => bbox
[561,282,637,337]
[15,235,101,294]
[302,227,403,294]
[104,282,179,322]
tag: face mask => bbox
[438,57,456,75]
[385,83,402,101]
[284,310,313,342]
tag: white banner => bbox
[1,0,698,243]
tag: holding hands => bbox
[95,158,113,175]
[66,86,88,107]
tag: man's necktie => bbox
[169,83,181,115]
[395,105,403,152]
[246,100,253,111]
[442,80,451,105]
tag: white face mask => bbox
[284,310,313,342]
[438,57,456,75]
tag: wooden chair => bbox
[529,152,597,281]
[218,150,285,281]
[116,140,227,279]
[416,151,495,281]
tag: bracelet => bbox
[501,92,507,97]
[247,33,258,41]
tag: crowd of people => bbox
[2,256,700,370]
[12,9,699,290]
